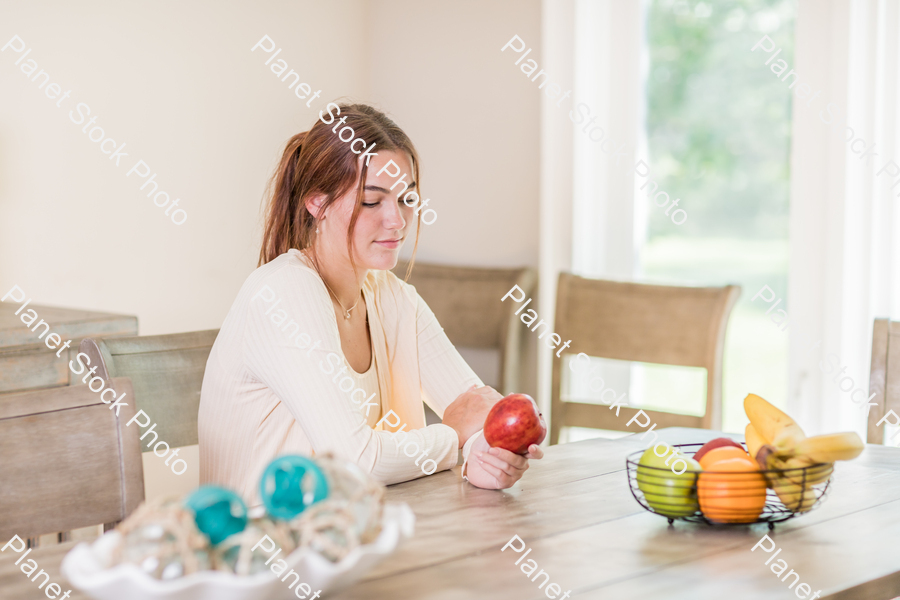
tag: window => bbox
[638,0,796,432]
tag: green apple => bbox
[636,447,701,517]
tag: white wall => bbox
[367,0,541,269]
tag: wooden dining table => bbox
[0,301,137,396]
[3,427,899,599]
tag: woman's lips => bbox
[375,239,402,249]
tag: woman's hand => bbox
[464,433,544,490]
[442,384,503,448]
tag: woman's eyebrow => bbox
[364,181,417,193]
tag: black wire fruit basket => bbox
[625,443,832,529]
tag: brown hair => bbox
[258,103,421,278]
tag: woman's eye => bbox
[362,200,379,207]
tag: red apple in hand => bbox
[483,393,547,455]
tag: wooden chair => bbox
[78,330,218,449]
[867,319,900,444]
[550,274,740,444]
[393,261,537,395]
[0,378,144,543]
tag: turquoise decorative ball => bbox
[260,455,329,520]
[184,486,248,545]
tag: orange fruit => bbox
[698,446,752,470]
[698,457,767,523]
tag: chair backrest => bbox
[79,329,219,449]
[393,260,537,394]
[867,319,900,444]
[0,378,144,540]
[551,273,740,443]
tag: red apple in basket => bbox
[483,393,547,455]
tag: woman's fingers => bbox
[486,446,529,469]
[524,444,544,460]
[472,456,507,487]
[475,450,524,478]
[466,435,541,490]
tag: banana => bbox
[745,423,767,461]
[744,393,806,449]
[771,477,817,513]
[755,445,833,506]
[793,432,864,462]
[770,454,833,487]
[760,455,822,512]
[797,462,834,487]
[741,396,863,515]
[772,424,807,452]
[754,445,777,485]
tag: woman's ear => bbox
[305,194,327,220]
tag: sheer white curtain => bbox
[789,0,900,442]
[537,0,641,415]
[570,0,642,280]
[537,0,575,414]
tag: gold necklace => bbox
[310,253,361,320]
[323,278,361,320]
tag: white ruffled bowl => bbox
[61,503,415,600]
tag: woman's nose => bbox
[384,200,406,231]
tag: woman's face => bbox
[321,150,417,271]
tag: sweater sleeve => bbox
[241,262,459,485]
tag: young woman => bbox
[198,103,542,504]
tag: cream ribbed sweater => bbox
[198,249,482,503]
